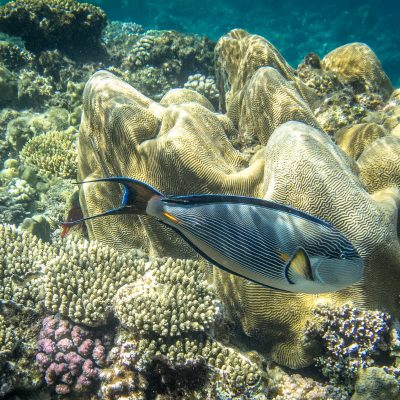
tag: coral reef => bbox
[114,257,220,336]
[76,62,400,370]
[20,128,77,179]
[36,315,110,395]
[43,238,147,326]
[351,367,400,400]
[0,223,50,309]
[184,73,219,106]
[322,43,393,99]
[0,63,18,106]
[100,329,265,399]
[334,123,388,159]
[305,305,393,384]
[268,365,348,400]
[0,0,108,60]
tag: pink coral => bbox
[36,315,110,395]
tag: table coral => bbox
[0,0,107,60]
[20,128,77,179]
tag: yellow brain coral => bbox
[334,123,388,160]
[76,31,399,369]
[322,43,393,99]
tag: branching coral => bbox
[305,304,393,384]
[114,258,220,337]
[0,223,50,309]
[20,128,78,179]
[43,239,147,326]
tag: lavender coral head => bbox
[36,315,109,394]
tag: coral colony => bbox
[0,0,400,399]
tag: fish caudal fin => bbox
[60,177,163,226]
[285,247,314,284]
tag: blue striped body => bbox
[148,195,363,293]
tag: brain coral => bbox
[0,0,107,60]
[214,29,320,144]
[321,43,393,99]
[76,40,399,368]
[334,123,388,160]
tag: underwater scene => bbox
[0,0,399,399]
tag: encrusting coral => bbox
[75,30,400,369]
[304,304,394,385]
[0,0,108,60]
[20,128,77,179]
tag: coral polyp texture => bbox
[0,0,107,60]
[114,257,220,337]
[76,28,400,370]
[20,128,77,179]
[305,305,394,385]
[43,238,147,326]
[36,315,109,395]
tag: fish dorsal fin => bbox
[285,247,314,284]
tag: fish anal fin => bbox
[285,247,313,284]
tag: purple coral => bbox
[35,315,110,394]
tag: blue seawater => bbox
[89,0,400,86]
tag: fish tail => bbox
[61,177,163,226]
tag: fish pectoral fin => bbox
[285,247,314,284]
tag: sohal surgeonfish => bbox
[62,177,364,293]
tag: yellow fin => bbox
[285,247,313,284]
[163,211,179,223]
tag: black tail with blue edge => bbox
[61,177,163,227]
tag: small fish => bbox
[60,204,84,238]
[62,177,364,293]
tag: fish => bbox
[62,177,364,293]
[60,204,84,238]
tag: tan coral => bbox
[43,237,148,326]
[322,43,393,99]
[0,223,51,309]
[78,70,259,255]
[357,136,400,193]
[76,70,400,369]
[20,128,77,179]
[215,29,319,144]
[334,123,388,160]
[114,258,220,337]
